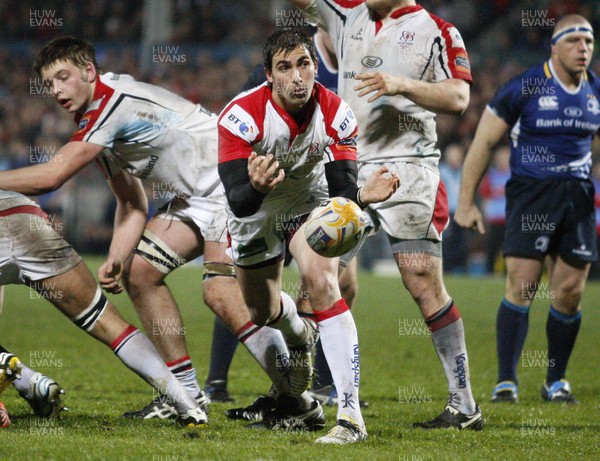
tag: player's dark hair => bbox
[33,36,100,76]
[263,28,317,72]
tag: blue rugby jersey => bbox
[487,60,600,180]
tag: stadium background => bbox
[1,0,600,274]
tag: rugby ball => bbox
[304,197,367,258]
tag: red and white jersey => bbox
[305,1,472,167]
[71,73,221,199]
[218,82,358,198]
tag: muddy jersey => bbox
[304,1,472,167]
[71,72,221,198]
[218,81,358,200]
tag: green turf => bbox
[1,256,599,460]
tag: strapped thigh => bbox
[133,229,187,274]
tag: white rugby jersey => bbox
[71,73,221,198]
[218,81,358,198]
[305,1,472,166]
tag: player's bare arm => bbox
[354,74,469,115]
[454,108,509,234]
[98,171,148,294]
[0,141,103,195]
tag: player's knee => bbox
[553,282,584,313]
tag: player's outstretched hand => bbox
[454,204,486,234]
[360,166,400,205]
[247,153,285,194]
[354,72,405,103]
[98,256,124,294]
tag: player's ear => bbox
[84,61,98,83]
[265,67,274,83]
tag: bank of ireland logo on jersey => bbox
[538,95,558,110]
[220,104,258,143]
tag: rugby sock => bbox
[496,299,529,384]
[206,317,239,386]
[236,322,295,397]
[312,339,334,389]
[315,299,364,428]
[112,325,198,413]
[166,355,201,397]
[426,300,477,415]
[269,291,309,347]
[545,306,581,384]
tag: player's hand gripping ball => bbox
[304,197,367,257]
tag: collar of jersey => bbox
[389,4,423,20]
[268,85,318,136]
[546,59,587,95]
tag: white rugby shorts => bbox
[0,196,81,285]
[358,161,449,241]
[153,187,229,244]
[227,188,328,267]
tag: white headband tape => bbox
[551,25,594,45]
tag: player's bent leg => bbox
[204,243,305,402]
[123,218,202,363]
[120,218,207,416]
[34,262,206,426]
[290,229,366,442]
[540,255,589,404]
[395,250,480,428]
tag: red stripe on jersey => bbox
[375,4,422,33]
[332,0,364,8]
[431,177,449,236]
[426,13,472,83]
[327,125,358,161]
[268,89,317,141]
[70,76,115,142]
[0,205,48,220]
[218,86,267,163]
[319,83,358,161]
[389,4,423,19]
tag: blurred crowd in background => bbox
[1,0,600,277]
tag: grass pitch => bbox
[1,256,599,460]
